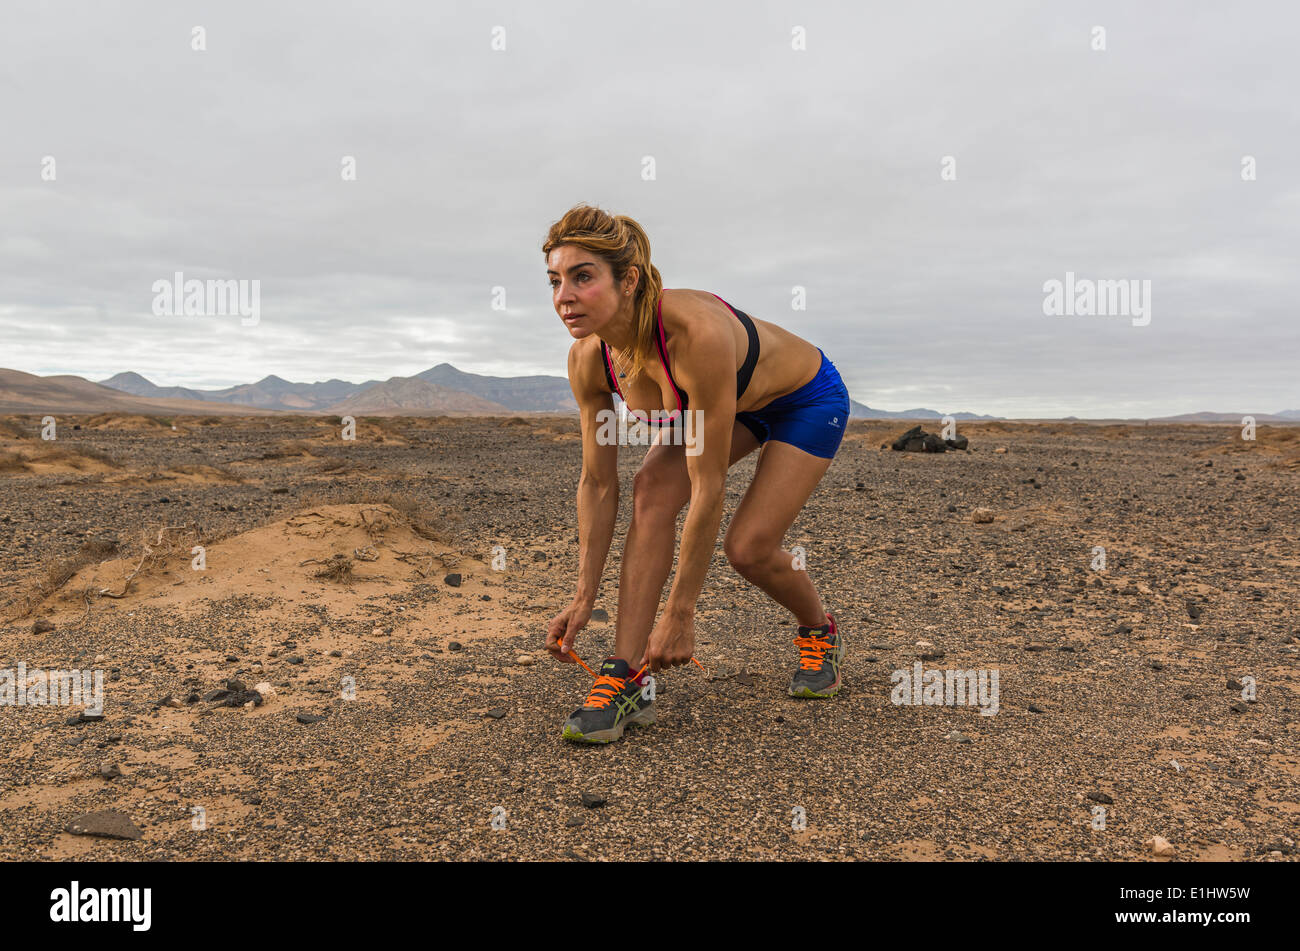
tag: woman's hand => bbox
[640,608,696,673]
[545,599,592,664]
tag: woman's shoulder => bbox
[658,288,734,348]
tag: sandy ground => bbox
[0,413,1297,861]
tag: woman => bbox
[542,204,851,744]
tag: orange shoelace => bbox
[794,630,836,671]
[561,646,707,685]
[581,673,628,709]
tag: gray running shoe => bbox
[789,612,844,698]
[562,658,656,744]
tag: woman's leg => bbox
[722,440,836,627]
[613,420,761,664]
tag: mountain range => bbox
[1,366,1296,422]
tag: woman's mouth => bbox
[563,314,584,322]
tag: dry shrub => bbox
[0,451,28,473]
[296,485,449,543]
[170,463,242,481]
[2,535,122,620]
[312,553,354,585]
[262,440,319,459]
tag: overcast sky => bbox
[1,0,1296,418]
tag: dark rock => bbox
[65,810,142,841]
[485,707,507,719]
[32,619,55,634]
[580,792,606,808]
[220,690,263,708]
[99,763,122,780]
[444,573,462,587]
[448,641,463,652]
[1085,790,1114,805]
[296,712,328,724]
[285,656,305,665]
[590,608,609,622]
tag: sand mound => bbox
[0,417,31,440]
[81,414,180,432]
[103,464,245,486]
[0,445,120,476]
[1193,426,1300,468]
[30,503,489,623]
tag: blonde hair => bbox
[542,203,663,383]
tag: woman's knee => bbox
[632,462,690,516]
[724,532,774,574]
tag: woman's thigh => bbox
[634,418,762,511]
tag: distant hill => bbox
[848,398,998,420]
[98,365,576,413]
[99,371,379,411]
[99,371,216,403]
[1149,411,1297,423]
[414,363,577,413]
[327,377,512,416]
[0,369,280,415]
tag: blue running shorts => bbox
[735,348,850,459]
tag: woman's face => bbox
[548,245,635,339]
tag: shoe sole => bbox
[562,704,656,744]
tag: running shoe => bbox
[788,612,844,698]
[561,658,655,743]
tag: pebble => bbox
[580,792,606,808]
[296,712,327,724]
[1145,835,1174,857]
[971,508,995,523]
[946,731,972,743]
[99,764,122,780]
[516,655,534,666]
[1086,790,1114,804]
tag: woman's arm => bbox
[662,319,737,618]
[570,340,619,609]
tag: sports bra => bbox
[599,292,760,421]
